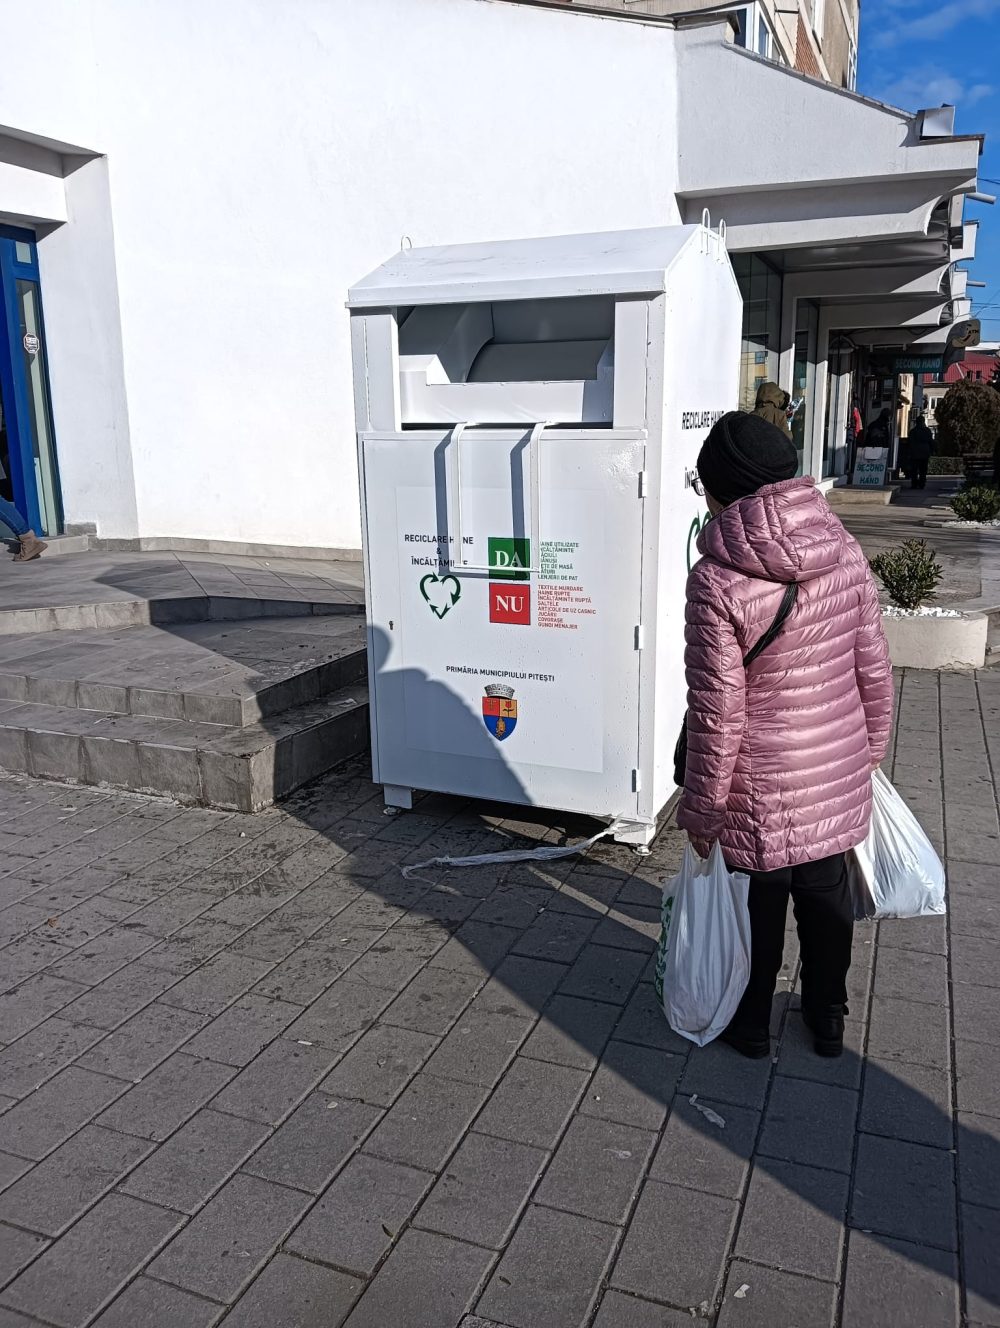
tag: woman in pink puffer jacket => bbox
[677,411,894,1060]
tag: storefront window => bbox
[791,301,818,477]
[823,342,855,479]
[732,253,782,415]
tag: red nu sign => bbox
[489,584,531,625]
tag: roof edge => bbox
[720,42,928,123]
[476,0,678,26]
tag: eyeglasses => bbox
[691,473,706,497]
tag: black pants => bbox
[732,852,853,1033]
[911,459,929,489]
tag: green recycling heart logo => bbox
[420,573,462,620]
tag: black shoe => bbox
[802,1006,845,1058]
[720,1024,770,1059]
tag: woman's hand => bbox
[689,835,713,860]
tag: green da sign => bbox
[488,537,530,581]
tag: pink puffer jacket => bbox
[676,477,894,873]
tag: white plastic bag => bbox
[851,770,946,919]
[657,843,752,1047]
[847,841,877,921]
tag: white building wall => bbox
[37,158,140,539]
[0,0,681,549]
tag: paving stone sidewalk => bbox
[839,479,997,612]
[0,668,997,1327]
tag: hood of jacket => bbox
[755,382,790,411]
[697,477,847,584]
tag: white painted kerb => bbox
[881,611,988,671]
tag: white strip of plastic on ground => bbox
[400,819,632,879]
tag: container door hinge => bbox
[632,769,642,792]
[638,471,648,498]
[634,624,644,651]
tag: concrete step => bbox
[0,615,367,726]
[0,684,369,812]
[0,592,362,636]
[35,534,92,557]
[0,608,372,810]
[0,532,90,560]
[826,485,901,509]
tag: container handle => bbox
[451,422,553,574]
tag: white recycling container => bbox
[348,223,741,846]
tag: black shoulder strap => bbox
[743,582,798,667]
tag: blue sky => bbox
[858,0,1000,344]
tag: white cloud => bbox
[871,0,1000,49]
[968,83,996,106]
[873,67,995,112]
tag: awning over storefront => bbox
[675,23,981,252]
[672,18,986,476]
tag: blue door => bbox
[0,226,63,536]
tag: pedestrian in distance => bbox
[906,413,934,490]
[847,398,863,454]
[677,412,894,1059]
[752,380,793,437]
[864,407,892,451]
[0,404,46,561]
[0,494,47,561]
[847,397,864,476]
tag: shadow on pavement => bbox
[263,624,995,1320]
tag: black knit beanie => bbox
[697,411,798,508]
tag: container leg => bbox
[612,818,657,848]
[384,784,414,811]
